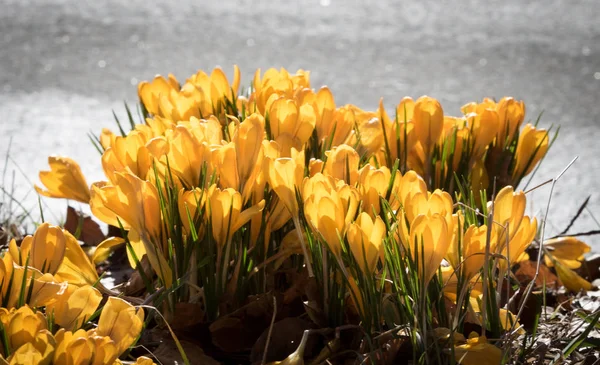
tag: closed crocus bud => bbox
[413,96,444,154]
[30,223,66,275]
[469,108,499,158]
[312,86,336,143]
[512,124,549,180]
[46,285,102,331]
[95,297,144,355]
[496,97,525,145]
[266,151,305,218]
[268,97,316,151]
[408,213,451,286]
[35,156,91,204]
[324,144,360,185]
[397,170,428,210]
[397,97,415,123]
[208,187,265,247]
[99,128,117,150]
[347,213,386,274]
[6,306,47,352]
[378,97,417,165]
[487,186,526,246]
[357,165,391,217]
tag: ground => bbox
[0,0,599,248]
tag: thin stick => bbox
[514,156,578,327]
[261,295,278,365]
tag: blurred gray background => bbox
[1,0,599,248]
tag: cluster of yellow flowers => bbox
[0,300,148,365]
[31,66,578,362]
[0,224,150,364]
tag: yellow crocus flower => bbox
[164,124,214,188]
[347,212,386,274]
[265,151,305,218]
[101,131,153,183]
[216,113,265,201]
[54,230,100,287]
[90,172,171,287]
[94,297,144,355]
[357,165,391,217]
[208,187,266,247]
[488,186,526,246]
[323,144,360,185]
[496,96,525,146]
[408,213,451,285]
[302,174,360,259]
[137,74,179,116]
[5,306,47,352]
[35,156,90,204]
[46,285,102,331]
[5,330,55,365]
[511,123,549,180]
[268,97,316,151]
[413,96,444,156]
[30,223,66,275]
